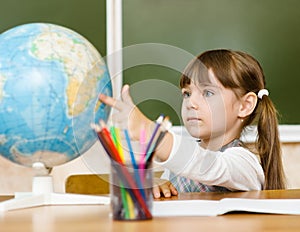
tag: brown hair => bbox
[180,49,286,190]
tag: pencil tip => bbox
[90,123,101,132]
[165,121,172,130]
[99,120,107,128]
[160,121,172,132]
[156,115,164,123]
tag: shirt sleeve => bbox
[159,168,170,180]
[154,131,265,191]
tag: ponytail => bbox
[256,96,286,189]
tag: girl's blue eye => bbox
[182,90,191,98]
[203,90,214,97]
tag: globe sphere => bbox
[0,23,112,168]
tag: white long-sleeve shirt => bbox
[154,131,265,191]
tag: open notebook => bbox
[153,198,300,217]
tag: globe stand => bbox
[0,162,110,212]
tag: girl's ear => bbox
[238,92,257,118]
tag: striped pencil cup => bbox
[110,160,153,220]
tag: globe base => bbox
[32,176,54,193]
[0,176,110,212]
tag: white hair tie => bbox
[257,89,269,99]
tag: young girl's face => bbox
[181,69,242,148]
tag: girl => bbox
[99,49,286,198]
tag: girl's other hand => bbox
[152,178,178,199]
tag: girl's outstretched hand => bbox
[99,84,153,141]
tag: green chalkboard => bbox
[123,0,300,125]
[0,0,106,60]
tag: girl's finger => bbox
[99,94,123,111]
[121,84,134,105]
[152,184,161,199]
[169,183,178,196]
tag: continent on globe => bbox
[31,29,104,116]
[0,23,112,169]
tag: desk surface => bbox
[1,189,300,232]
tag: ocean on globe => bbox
[0,23,112,168]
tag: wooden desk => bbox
[1,190,299,232]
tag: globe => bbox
[0,23,112,169]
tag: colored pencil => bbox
[124,129,146,199]
[145,118,172,167]
[124,129,138,169]
[139,115,164,172]
[139,123,147,159]
[144,115,164,156]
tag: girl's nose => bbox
[186,94,199,110]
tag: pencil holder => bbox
[110,160,153,220]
